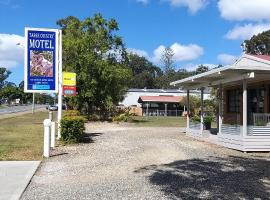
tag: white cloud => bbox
[217,54,237,65]
[152,42,204,63]
[218,0,270,22]
[225,23,270,40]
[136,0,149,5]
[0,33,24,68]
[127,48,149,58]
[167,0,208,14]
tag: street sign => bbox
[63,72,76,86]
[24,27,59,93]
[63,85,76,96]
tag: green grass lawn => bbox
[0,111,57,161]
[130,116,186,127]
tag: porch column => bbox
[200,88,204,134]
[146,103,149,117]
[243,79,247,136]
[187,90,190,131]
[218,84,223,135]
[165,103,167,116]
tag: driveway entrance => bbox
[22,122,270,199]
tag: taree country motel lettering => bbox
[29,32,55,49]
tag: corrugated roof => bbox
[249,54,270,61]
[138,96,183,103]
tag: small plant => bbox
[112,109,134,123]
[60,110,86,143]
[192,115,201,122]
[88,114,100,121]
[203,116,213,130]
[255,120,267,126]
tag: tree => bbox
[244,30,270,55]
[127,53,162,88]
[195,65,209,74]
[17,81,32,104]
[180,95,201,116]
[0,67,11,89]
[160,47,175,74]
[57,14,132,117]
[0,84,21,104]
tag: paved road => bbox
[0,105,46,115]
[22,123,270,200]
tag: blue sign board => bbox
[24,28,59,93]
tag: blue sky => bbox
[1,0,270,85]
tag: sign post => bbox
[57,30,63,140]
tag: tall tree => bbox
[161,47,175,74]
[244,30,270,55]
[57,14,132,117]
[195,65,209,74]
[127,53,162,88]
[0,67,11,89]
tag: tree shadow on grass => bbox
[135,156,270,199]
[79,132,103,143]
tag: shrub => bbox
[87,113,100,121]
[192,115,201,122]
[112,112,132,122]
[64,110,81,117]
[203,116,213,125]
[60,115,86,143]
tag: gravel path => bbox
[21,122,270,200]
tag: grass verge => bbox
[0,111,56,160]
[130,116,186,127]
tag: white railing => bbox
[143,109,183,117]
[221,124,241,135]
[248,126,270,136]
[253,113,270,126]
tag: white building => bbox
[120,88,211,107]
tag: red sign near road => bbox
[63,86,76,96]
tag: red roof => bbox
[249,54,270,61]
[138,96,183,103]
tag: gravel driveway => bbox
[22,122,270,200]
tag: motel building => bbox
[171,54,270,152]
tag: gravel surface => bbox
[21,122,270,200]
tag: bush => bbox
[87,113,100,121]
[60,115,86,143]
[203,116,213,124]
[112,112,132,122]
[64,110,81,117]
[192,115,201,122]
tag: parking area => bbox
[21,122,270,199]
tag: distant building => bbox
[138,95,184,116]
[120,88,211,107]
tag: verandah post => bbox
[186,89,190,132]
[243,79,247,136]
[200,88,204,135]
[218,84,223,135]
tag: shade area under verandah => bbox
[170,54,270,152]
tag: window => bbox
[227,90,240,113]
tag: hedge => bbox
[60,111,86,143]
